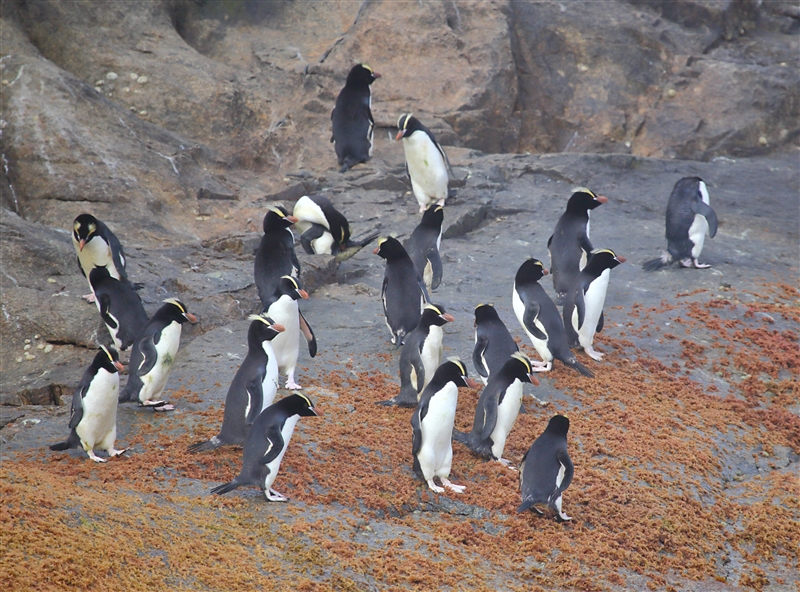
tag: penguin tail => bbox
[517,499,545,514]
[210,479,242,496]
[339,156,362,173]
[452,429,470,446]
[49,431,80,451]
[565,357,594,378]
[188,436,222,453]
[336,231,381,262]
[376,389,418,408]
[643,252,672,272]
[118,378,141,403]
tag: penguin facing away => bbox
[210,393,320,502]
[643,177,718,271]
[188,314,285,453]
[377,303,454,407]
[512,258,594,378]
[411,358,478,494]
[331,64,381,173]
[49,345,127,463]
[89,266,149,351]
[404,204,444,291]
[396,114,451,213]
[472,303,519,386]
[72,213,128,301]
[563,248,626,361]
[292,195,379,260]
[518,414,574,521]
[254,206,301,310]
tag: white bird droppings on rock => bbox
[106,72,118,80]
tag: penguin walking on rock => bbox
[563,249,626,361]
[513,258,593,377]
[72,213,129,302]
[374,237,428,346]
[547,189,608,304]
[119,298,197,411]
[396,114,451,213]
[643,177,718,271]
[518,415,574,521]
[89,266,149,351]
[472,303,519,385]
[411,358,478,494]
[292,195,379,259]
[49,345,127,463]
[254,206,301,309]
[377,303,454,407]
[404,204,444,291]
[331,64,381,173]
[211,394,320,502]
[188,314,285,453]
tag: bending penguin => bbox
[518,414,574,522]
[396,114,451,213]
[292,195,379,260]
[643,177,718,271]
[72,213,129,301]
[472,303,519,386]
[188,314,285,453]
[49,345,127,463]
[563,249,626,361]
[210,394,320,502]
[331,64,381,173]
[119,298,197,411]
[89,266,149,351]
[411,358,478,494]
[404,204,444,291]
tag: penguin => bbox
[404,204,444,291]
[472,303,519,386]
[563,249,626,361]
[263,276,317,390]
[373,236,428,346]
[49,345,127,463]
[512,258,594,377]
[72,213,128,301]
[412,358,477,494]
[453,352,540,466]
[377,303,454,407]
[396,114,451,213]
[89,266,149,351]
[254,205,301,309]
[188,314,285,453]
[518,414,574,522]
[119,298,197,410]
[643,177,718,271]
[331,64,381,173]
[210,393,320,502]
[547,189,608,304]
[292,195,379,260]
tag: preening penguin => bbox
[396,114,451,213]
[89,266,149,351]
[254,206,301,310]
[472,303,519,386]
[518,414,574,521]
[643,177,718,271]
[210,394,320,502]
[72,213,128,301]
[49,345,127,463]
[404,204,444,291]
[563,249,625,361]
[292,195,379,260]
[547,189,608,304]
[331,64,381,173]
[188,314,285,453]
[374,237,428,346]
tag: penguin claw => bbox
[586,348,605,361]
[557,512,572,522]
[265,488,288,502]
[427,480,445,493]
[82,293,96,303]
[285,381,302,390]
[87,452,107,463]
[108,448,127,458]
[527,394,550,407]
[498,459,517,471]
[441,478,465,493]
[693,260,712,269]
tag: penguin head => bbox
[281,393,321,418]
[275,275,309,301]
[438,357,479,389]
[514,258,549,286]
[545,414,570,437]
[373,236,408,260]
[421,303,454,327]
[506,352,540,387]
[72,213,100,250]
[88,265,112,287]
[474,303,499,327]
[395,113,423,141]
[248,313,285,342]
[419,204,444,229]
[263,206,298,233]
[346,64,381,87]
[585,249,626,275]
[565,188,608,213]
[161,298,197,324]
[96,344,124,373]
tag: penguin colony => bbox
[51,63,719,520]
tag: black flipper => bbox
[692,201,718,238]
[300,224,327,255]
[244,373,265,426]
[472,335,489,380]
[521,300,547,341]
[299,310,317,358]
[596,310,604,334]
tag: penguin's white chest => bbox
[419,325,444,390]
[140,322,182,402]
[264,415,300,490]
[490,379,524,459]
[513,289,551,362]
[419,383,458,476]
[260,340,280,410]
[267,296,300,373]
[76,236,117,279]
[576,270,610,349]
[76,369,119,447]
[403,133,448,206]
[689,182,711,258]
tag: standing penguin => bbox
[518,414,574,521]
[331,64,381,173]
[412,358,477,494]
[72,213,128,301]
[292,195,379,259]
[254,206,301,309]
[49,345,127,463]
[472,303,519,385]
[119,298,197,410]
[210,394,320,502]
[454,353,540,466]
[89,266,149,351]
[404,204,444,291]
[377,303,454,407]
[396,114,451,213]
[513,258,593,377]
[374,237,427,346]
[563,249,626,361]
[547,189,608,304]
[188,315,285,453]
[643,177,718,271]
[263,276,317,390]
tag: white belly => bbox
[688,214,708,259]
[513,289,552,363]
[578,269,610,350]
[260,341,280,410]
[76,369,119,449]
[264,415,299,491]
[139,322,182,403]
[420,326,444,390]
[418,383,458,479]
[76,235,117,279]
[490,379,524,459]
[267,296,300,375]
[404,133,448,208]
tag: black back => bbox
[375,237,427,344]
[665,176,718,260]
[331,64,380,173]
[89,266,149,350]
[254,206,301,308]
[472,303,519,381]
[404,205,444,291]
[518,415,573,513]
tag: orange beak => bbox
[442,313,455,323]
[79,239,86,251]
[542,268,550,275]
[312,407,323,417]
[528,374,540,387]
[373,246,380,255]
[298,289,309,299]
[114,361,124,372]
[287,215,299,224]
[616,256,627,263]
[395,130,405,141]
[185,313,198,323]
[271,323,285,333]
[465,377,479,389]
[596,196,609,204]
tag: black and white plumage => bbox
[331,64,381,173]
[454,352,540,466]
[547,189,608,304]
[72,213,128,301]
[396,114,451,213]
[404,204,444,291]
[472,303,519,386]
[89,266,148,351]
[412,358,478,494]
[512,258,593,378]
[188,314,285,453]
[518,414,574,521]
[254,206,301,310]
[643,177,718,271]
[563,249,626,361]
[292,195,379,260]
[374,236,428,346]
[119,298,197,410]
[210,393,320,502]
[49,345,126,463]
[377,303,454,407]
